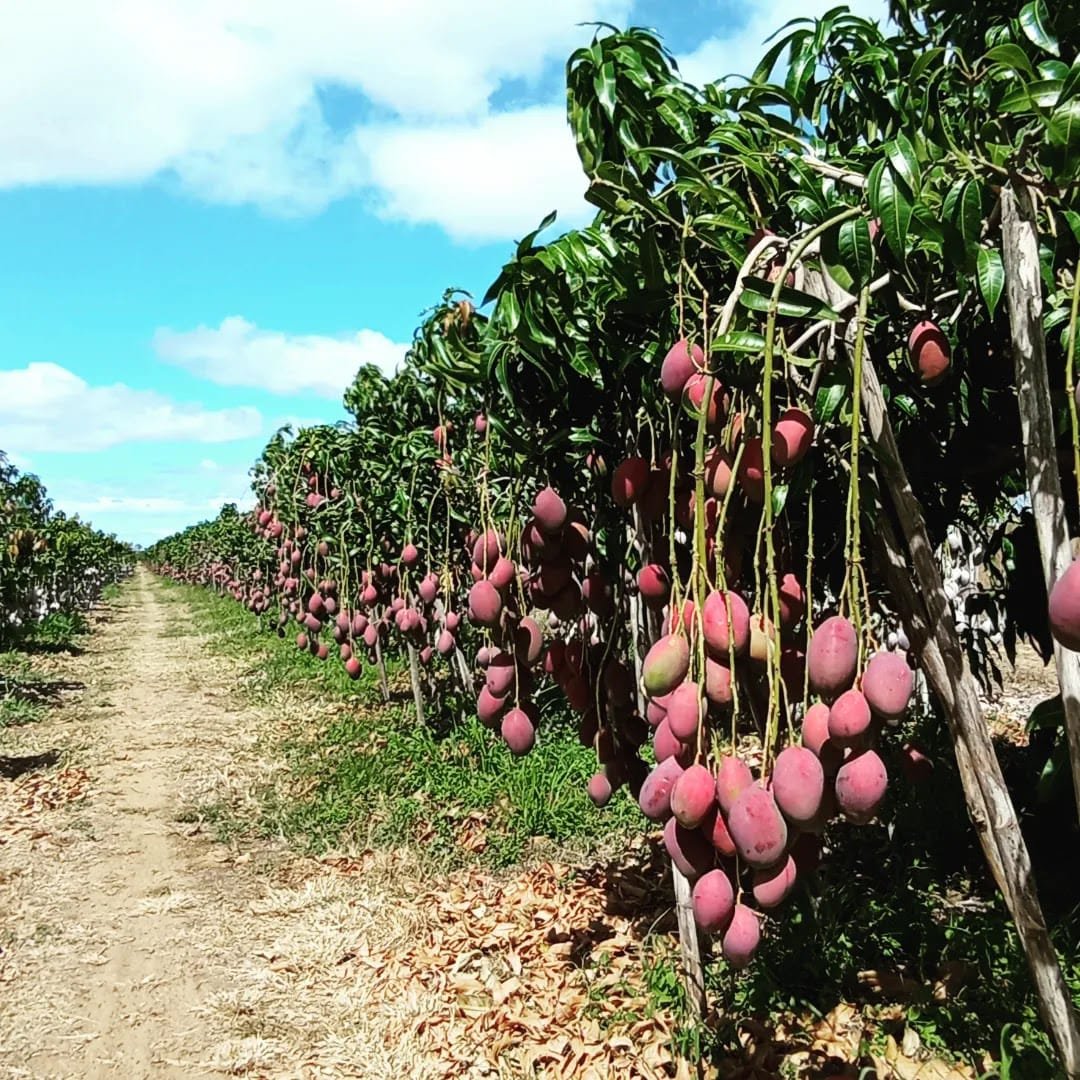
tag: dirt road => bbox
[0,569,424,1079]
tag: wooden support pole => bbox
[406,641,425,726]
[629,516,705,1017]
[1000,179,1080,824]
[373,632,390,703]
[859,346,1080,1077]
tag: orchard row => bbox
[146,4,1078,1000]
[0,451,133,646]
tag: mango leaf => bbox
[885,133,921,194]
[1045,98,1080,180]
[496,289,521,333]
[771,483,790,517]
[943,178,983,247]
[1038,59,1070,81]
[977,247,1005,319]
[1027,694,1064,732]
[910,46,945,81]
[1019,0,1059,57]
[1000,77,1062,112]
[693,213,753,235]
[1036,739,1070,803]
[594,59,617,119]
[711,331,766,354]
[983,43,1036,78]
[814,380,847,424]
[516,211,557,257]
[739,276,840,320]
[867,158,913,261]
[1063,210,1080,245]
[822,217,875,293]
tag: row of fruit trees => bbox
[0,451,133,648]
[145,1,1080,1070]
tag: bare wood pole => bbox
[406,641,425,726]
[629,515,705,1017]
[454,646,473,693]
[373,632,390,703]
[858,348,1080,1076]
[1000,179,1080,823]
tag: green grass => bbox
[21,611,90,652]
[0,693,47,729]
[163,580,644,868]
[0,652,58,729]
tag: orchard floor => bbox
[0,569,681,1079]
[0,570,1015,1079]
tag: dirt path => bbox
[0,571,682,1080]
[0,569,429,1079]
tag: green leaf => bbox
[867,159,913,261]
[1036,739,1070,803]
[944,178,983,248]
[910,47,945,81]
[771,483,789,516]
[656,100,696,142]
[497,289,521,333]
[594,58,617,118]
[999,77,1062,112]
[1063,210,1080,245]
[568,343,601,383]
[693,213,753,236]
[984,43,1036,78]
[977,247,1005,319]
[711,331,766,354]
[1038,59,1070,81]
[814,380,846,424]
[1027,694,1064,732]
[515,211,557,257]
[738,276,840,320]
[886,133,921,194]
[1019,0,1059,57]
[1046,98,1080,180]
[822,217,875,293]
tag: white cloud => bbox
[677,0,891,89]
[362,105,591,242]
[43,472,257,545]
[0,362,262,452]
[0,1,630,234]
[153,316,406,396]
[64,495,191,515]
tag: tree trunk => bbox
[1000,179,1080,823]
[858,346,1080,1076]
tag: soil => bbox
[0,569,430,1078]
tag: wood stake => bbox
[859,345,1080,1077]
[1000,179,1080,825]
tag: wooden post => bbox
[454,647,473,693]
[406,641,425,726]
[858,347,1080,1076]
[373,632,390,703]
[1000,179,1080,824]
[629,517,705,1017]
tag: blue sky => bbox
[0,0,886,547]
